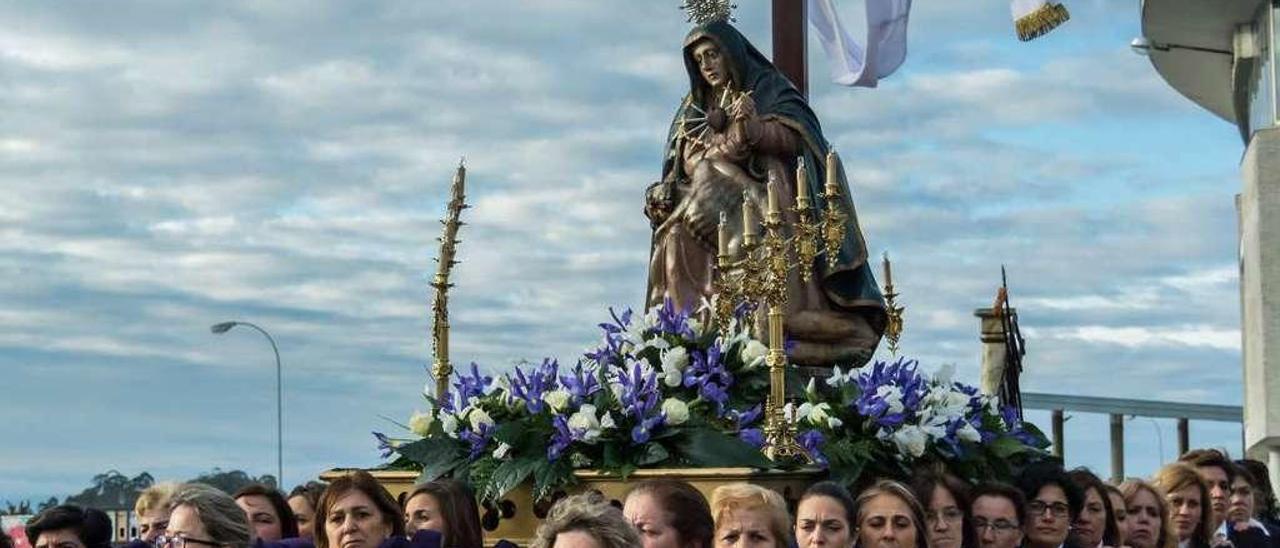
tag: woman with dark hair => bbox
[25,505,112,548]
[288,482,326,541]
[623,478,714,548]
[1235,459,1280,529]
[1066,469,1119,548]
[852,480,930,548]
[234,484,300,541]
[1102,484,1129,547]
[1151,463,1213,548]
[911,472,976,548]
[1016,462,1085,548]
[403,479,483,548]
[315,471,406,548]
[795,481,856,548]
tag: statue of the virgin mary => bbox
[645,20,887,367]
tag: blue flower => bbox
[584,307,635,365]
[509,358,561,414]
[653,297,697,340]
[559,361,601,405]
[852,357,927,429]
[798,429,828,466]
[548,415,574,460]
[727,404,763,429]
[458,422,494,460]
[631,414,665,444]
[453,362,493,404]
[616,360,661,420]
[683,342,733,415]
[372,431,397,459]
[740,428,765,448]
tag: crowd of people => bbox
[6,448,1278,548]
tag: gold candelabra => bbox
[432,159,469,401]
[713,150,850,462]
[882,252,905,356]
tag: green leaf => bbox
[482,458,541,502]
[532,458,574,502]
[990,436,1029,459]
[678,428,772,468]
[636,443,670,466]
[396,438,467,483]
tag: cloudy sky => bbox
[0,0,1250,502]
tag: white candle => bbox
[718,212,729,256]
[796,157,810,210]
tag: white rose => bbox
[567,405,602,443]
[493,442,512,459]
[408,410,434,437]
[892,425,928,457]
[543,389,572,413]
[662,398,690,425]
[440,413,460,437]
[739,340,768,369]
[661,347,690,372]
[468,408,494,430]
[600,412,617,430]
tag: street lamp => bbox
[211,320,283,487]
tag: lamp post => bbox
[211,320,283,487]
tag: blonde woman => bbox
[1119,479,1176,548]
[710,483,792,548]
[1151,464,1213,548]
[852,480,929,548]
[531,491,641,548]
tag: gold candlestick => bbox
[882,251,905,356]
[821,150,848,269]
[432,159,469,401]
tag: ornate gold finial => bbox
[882,251,904,356]
[681,0,736,24]
[431,159,469,401]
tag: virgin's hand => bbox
[729,93,756,121]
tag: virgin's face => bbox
[857,494,918,548]
[691,40,729,89]
[1126,489,1162,548]
[237,495,284,542]
[1107,491,1128,546]
[926,486,963,548]
[289,496,316,540]
[404,493,447,536]
[1167,485,1202,542]
[624,493,685,548]
[1073,488,1107,548]
[796,495,852,548]
[716,507,779,548]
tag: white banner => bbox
[807,0,912,88]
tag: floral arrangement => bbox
[376,300,1049,502]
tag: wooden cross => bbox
[772,0,808,97]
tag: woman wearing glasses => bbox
[912,472,976,548]
[161,483,252,548]
[1016,462,1085,548]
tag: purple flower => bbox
[653,297,696,340]
[727,404,763,429]
[798,429,827,466]
[853,357,927,429]
[585,307,637,365]
[631,414,665,444]
[549,415,574,460]
[458,422,493,460]
[683,343,733,415]
[740,428,765,448]
[372,431,397,459]
[509,358,561,414]
[559,362,601,405]
[453,362,493,404]
[616,360,661,420]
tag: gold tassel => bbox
[1015,2,1070,42]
